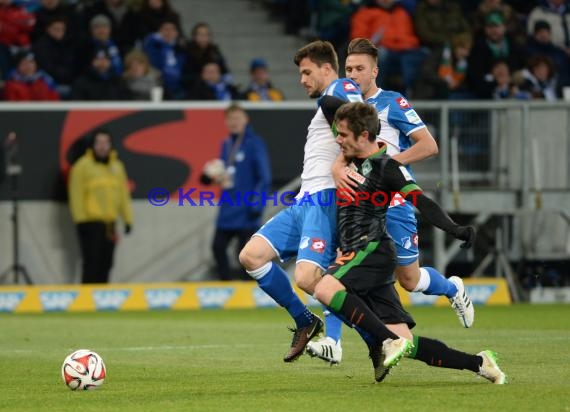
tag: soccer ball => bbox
[61,349,106,390]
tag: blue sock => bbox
[423,266,458,298]
[255,263,314,328]
[323,307,343,343]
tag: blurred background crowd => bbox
[0,0,569,102]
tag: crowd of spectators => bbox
[0,0,285,101]
[269,0,570,100]
[2,0,569,101]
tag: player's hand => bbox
[455,225,475,249]
[333,163,357,190]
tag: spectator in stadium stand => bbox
[200,103,271,281]
[69,129,133,284]
[349,0,426,96]
[414,0,471,49]
[185,22,231,85]
[471,0,526,46]
[71,49,132,100]
[480,59,527,99]
[243,58,284,102]
[187,60,241,101]
[138,0,182,40]
[123,49,161,100]
[32,17,76,98]
[517,55,558,100]
[142,18,186,100]
[0,0,35,77]
[31,0,79,42]
[3,50,60,101]
[525,20,570,89]
[77,14,123,77]
[466,10,526,98]
[413,32,473,99]
[527,0,570,54]
[81,0,140,56]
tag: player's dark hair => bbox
[347,38,378,62]
[294,40,339,73]
[334,102,378,142]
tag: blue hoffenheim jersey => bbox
[366,89,426,221]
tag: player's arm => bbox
[384,159,475,248]
[321,95,349,126]
[391,127,438,166]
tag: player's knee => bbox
[294,267,320,295]
[238,244,261,271]
[396,266,420,292]
[398,275,417,292]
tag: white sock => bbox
[412,267,431,292]
[246,262,272,280]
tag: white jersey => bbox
[297,78,362,198]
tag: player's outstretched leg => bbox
[306,308,343,364]
[407,335,506,384]
[245,260,321,362]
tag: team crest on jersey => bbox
[345,166,366,184]
[396,97,410,110]
[343,81,357,92]
[310,238,326,253]
[362,160,372,176]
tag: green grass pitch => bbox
[1,304,569,412]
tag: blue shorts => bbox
[255,189,337,270]
[386,205,419,266]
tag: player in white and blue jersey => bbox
[307,38,474,365]
[239,40,362,363]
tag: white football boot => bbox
[448,276,475,328]
[306,337,342,365]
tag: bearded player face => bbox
[298,57,332,98]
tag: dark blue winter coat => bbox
[216,125,271,230]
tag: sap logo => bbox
[144,288,182,309]
[0,292,25,312]
[409,293,439,306]
[465,285,497,304]
[92,290,130,311]
[40,291,78,312]
[197,288,234,308]
[252,288,279,307]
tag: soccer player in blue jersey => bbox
[307,38,475,365]
[239,40,362,363]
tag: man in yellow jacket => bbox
[69,129,133,283]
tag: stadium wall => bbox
[0,278,511,313]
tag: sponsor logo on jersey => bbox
[396,97,410,109]
[252,287,279,307]
[144,288,183,309]
[92,290,130,311]
[196,287,234,308]
[0,292,25,312]
[310,238,326,253]
[404,109,422,124]
[347,94,363,102]
[343,81,357,91]
[40,291,78,312]
[300,236,311,249]
[345,166,366,184]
